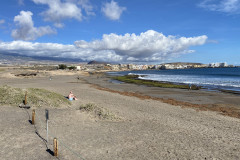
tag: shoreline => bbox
[106,68,240,94]
[90,70,240,95]
[113,75,240,95]
[82,72,240,119]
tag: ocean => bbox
[108,67,240,92]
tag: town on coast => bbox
[2,60,237,72]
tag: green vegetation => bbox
[0,68,5,72]
[113,75,201,90]
[0,85,71,107]
[58,64,67,70]
[58,64,77,70]
[68,66,77,70]
[79,103,119,120]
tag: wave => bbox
[109,68,240,92]
[137,73,240,90]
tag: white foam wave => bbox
[138,73,240,88]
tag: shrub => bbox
[68,66,77,70]
[79,103,119,120]
[58,64,67,70]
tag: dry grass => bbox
[0,85,24,106]
[79,103,120,120]
[0,85,71,107]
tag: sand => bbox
[0,69,240,160]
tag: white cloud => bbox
[0,41,122,62]
[32,0,94,27]
[101,0,126,20]
[11,11,56,41]
[77,0,95,16]
[0,41,76,57]
[66,0,95,16]
[199,0,240,14]
[1,30,208,63]
[75,30,208,62]
[0,19,5,24]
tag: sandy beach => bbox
[0,68,240,160]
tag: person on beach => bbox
[68,91,78,100]
[188,84,192,90]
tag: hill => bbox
[88,60,107,65]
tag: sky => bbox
[0,0,240,65]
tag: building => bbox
[76,66,81,70]
[111,64,120,70]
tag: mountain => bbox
[87,61,107,65]
[0,52,84,65]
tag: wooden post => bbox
[53,138,58,157]
[24,91,27,105]
[32,109,35,125]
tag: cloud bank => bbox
[199,0,240,14]
[75,30,208,62]
[102,0,126,20]
[1,30,207,63]
[0,41,122,62]
[11,11,56,41]
[32,0,94,28]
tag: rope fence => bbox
[27,108,86,160]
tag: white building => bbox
[76,66,81,70]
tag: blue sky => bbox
[0,0,239,65]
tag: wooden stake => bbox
[53,138,58,157]
[24,91,27,105]
[32,109,35,125]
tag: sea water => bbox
[108,68,240,92]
